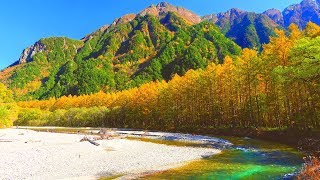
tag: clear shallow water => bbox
[145,136,303,179]
[22,127,304,179]
[115,131,303,179]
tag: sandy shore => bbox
[0,129,220,180]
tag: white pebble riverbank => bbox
[0,129,220,180]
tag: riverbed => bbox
[0,127,304,179]
[0,128,220,179]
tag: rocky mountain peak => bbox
[203,8,245,25]
[283,0,320,28]
[112,14,136,26]
[300,0,319,12]
[264,8,282,15]
[216,8,245,20]
[263,8,284,26]
[156,2,171,8]
[202,14,218,23]
[229,8,244,15]
[18,41,46,64]
[301,0,318,7]
[139,2,201,24]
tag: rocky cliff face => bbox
[18,41,46,64]
[263,9,284,27]
[202,8,246,32]
[81,24,110,42]
[139,2,201,24]
[112,14,137,26]
[283,0,320,28]
[216,8,246,22]
[202,14,218,23]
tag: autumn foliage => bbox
[13,23,320,132]
[298,156,320,180]
[0,83,17,128]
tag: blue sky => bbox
[0,0,301,69]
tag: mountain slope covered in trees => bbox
[14,22,320,131]
[0,3,240,100]
[203,8,280,49]
[1,0,320,101]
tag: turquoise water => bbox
[22,127,303,179]
[145,136,303,179]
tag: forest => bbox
[1,22,318,133]
[2,13,240,101]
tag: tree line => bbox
[2,22,319,132]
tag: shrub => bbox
[14,108,49,126]
[0,104,18,128]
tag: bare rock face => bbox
[18,41,46,64]
[217,8,245,19]
[112,14,136,26]
[139,2,201,24]
[202,9,246,28]
[283,0,320,28]
[81,24,110,42]
[216,8,246,27]
[263,9,284,27]
[202,14,218,23]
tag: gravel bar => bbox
[0,129,220,180]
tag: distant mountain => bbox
[203,8,279,49]
[263,9,284,27]
[283,0,320,28]
[203,0,320,48]
[0,3,240,100]
[139,2,201,24]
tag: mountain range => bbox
[1,0,320,100]
[203,0,320,48]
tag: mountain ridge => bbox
[13,2,203,67]
[11,0,320,66]
[202,0,320,48]
[139,2,201,24]
[0,4,241,100]
[1,0,320,100]
[283,0,320,28]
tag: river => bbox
[23,127,304,179]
